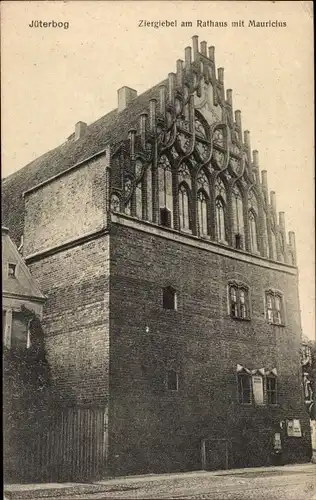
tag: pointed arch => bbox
[178,162,192,188]
[178,182,192,232]
[248,189,259,253]
[197,189,210,237]
[270,229,277,260]
[248,209,259,253]
[146,164,153,222]
[232,183,245,248]
[278,233,285,262]
[215,176,227,203]
[124,176,133,216]
[136,182,143,219]
[215,196,227,242]
[215,175,228,243]
[158,154,173,227]
[197,167,210,196]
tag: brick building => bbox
[2,36,312,478]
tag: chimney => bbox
[261,170,268,189]
[75,121,87,141]
[118,86,137,112]
[252,150,259,168]
[192,35,199,61]
[235,110,242,142]
[270,191,277,215]
[208,46,215,61]
[218,68,224,84]
[200,41,207,57]
[184,46,192,70]
[226,89,233,106]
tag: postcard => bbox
[2,1,315,496]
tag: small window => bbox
[167,369,178,391]
[8,263,16,278]
[160,207,172,228]
[163,286,177,310]
[265,291,284,325]
[238,372,252,404]
[266,376,278,405]
[229,284,249,320]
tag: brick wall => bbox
[29,236,110,406]
[108,220,311,474]
[23,149,111,407]
[23,152,109,257]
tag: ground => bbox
[5,464,316,500]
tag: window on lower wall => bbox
[266,375,278,405]
[166,369,178,391]
[265,291,284,325]
[237,366,278,406]
[229,283,250,320]
[162,286,177,310]
[238,372,252,404]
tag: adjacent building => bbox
[2,226,45,348]
[2,36,312,479]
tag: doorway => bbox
[201,438,230,471]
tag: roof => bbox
[2,227,45,300]
[2,81,165,246]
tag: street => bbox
[6,464,315,500]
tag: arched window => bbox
[262,212,269,256]
[179,184,191,231]
[124,177,133,216]
[158,155,173,227]
[197,190,209,236]
[248,190,259,253]
[136,183,143,219]
[146,165,153,222]
[215,177,227,243]
[215,197,226,242]
[278,233,285,262]
[270,229,277,260]
[232,184,245,248]
[249,209,258,253]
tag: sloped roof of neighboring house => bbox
[2,227,45,300]
[1,81,165,246]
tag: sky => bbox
[1,1,315,340]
